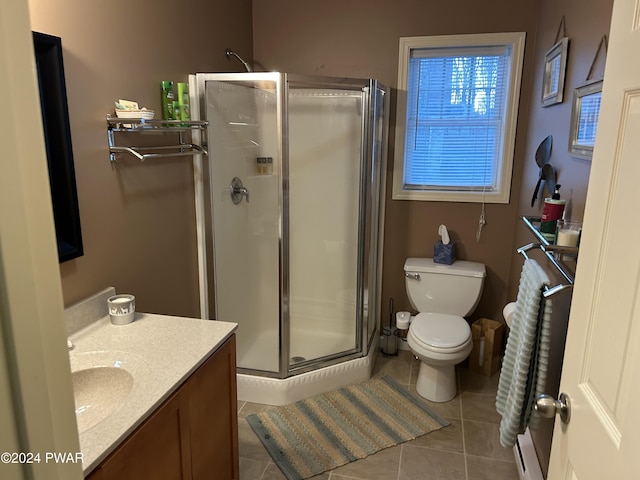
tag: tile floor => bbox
[237,349,520,480]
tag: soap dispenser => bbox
[540,184,566,240]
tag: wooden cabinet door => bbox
[187,335,239,480]
[90,389,191,480]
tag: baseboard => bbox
[514,428,544,480]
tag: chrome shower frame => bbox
[190,72,389,380]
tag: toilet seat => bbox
[410,312,471,353]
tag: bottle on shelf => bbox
[540,184,565,241]
[160,81,175,121]
[172,101,181,121]
[177,82,191,123]
[256,157,274,175]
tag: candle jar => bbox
[107,294,136,325]
[555,220,582,247]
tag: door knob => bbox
[230,177,249,204]
[535,392,571,424]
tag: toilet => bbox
[404,258,486,402]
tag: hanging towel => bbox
[495,259,553,448]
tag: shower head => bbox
[225,48,253,72]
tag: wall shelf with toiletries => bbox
[106,114,208,162]
[521,216,579,257]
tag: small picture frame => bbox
[568,79,603,160]
[541,37,569,107]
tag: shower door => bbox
[204,73,282,374]
[202,73,384,378]
[287,78,364,367]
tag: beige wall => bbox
[28,0,253,316]
[509,0,612,298]
[508,0,613,474]
[252,0,542,322]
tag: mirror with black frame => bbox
[33,31,83,263]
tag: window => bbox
[392,33,526,203]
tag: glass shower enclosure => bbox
[193,72,388,379]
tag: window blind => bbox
[403,45,512,192]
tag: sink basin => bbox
[69,351,147,433]
[72,367,134,433]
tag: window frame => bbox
[392,32,526,203]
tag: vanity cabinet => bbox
[86,335,238,480]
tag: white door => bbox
[548,0,640,477]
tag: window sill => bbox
[391,187,510,204]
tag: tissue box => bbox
[434,241,456,265]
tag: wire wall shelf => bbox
[106,114,208,162]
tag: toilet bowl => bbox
[407,312,473,402]
[404,258,485,402]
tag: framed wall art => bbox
[568,79,603,160]
[541,37,569,107]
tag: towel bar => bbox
[516,243,574,298]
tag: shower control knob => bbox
[230,177,250,204]
[535,393,571,424]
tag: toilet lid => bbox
[412,312,471,348]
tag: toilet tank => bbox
[404,258,486,316]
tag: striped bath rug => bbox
[246,375,450,480]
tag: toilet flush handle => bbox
[405,273,421,280]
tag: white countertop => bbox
[68,313,237,475]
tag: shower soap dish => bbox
[114,99,155,126]
[115,109,155,120]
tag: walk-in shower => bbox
[190,72,388,404]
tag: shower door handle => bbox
[230,177,250,204]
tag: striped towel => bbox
[495,259,552,448]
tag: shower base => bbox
[237,336,379,406]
